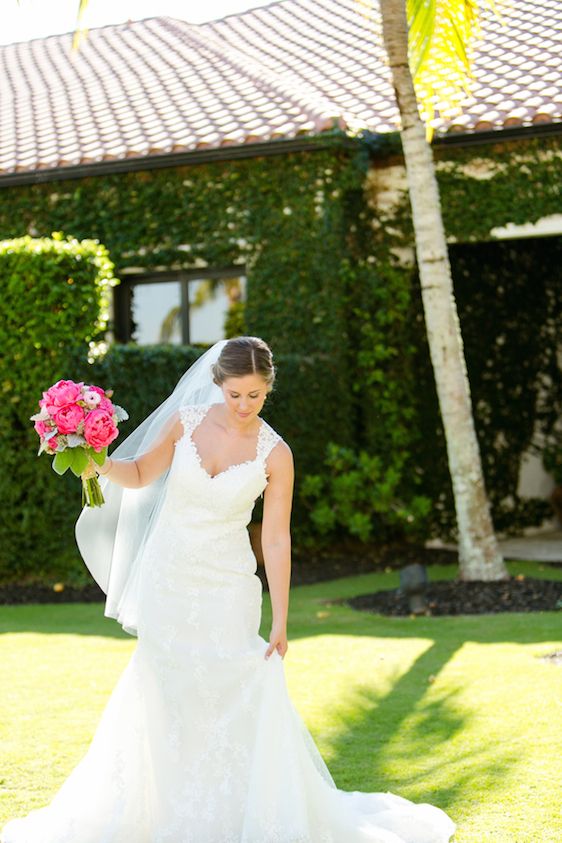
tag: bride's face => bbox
[221,375,269,422]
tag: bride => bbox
[1,336,456,843]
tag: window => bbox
[113,269,246,345]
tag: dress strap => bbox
[178,403,208,436]
[257,419,283,464]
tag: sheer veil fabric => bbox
[74,339,229,636]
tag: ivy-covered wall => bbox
[436,137,562,241]
[0,143,358,353]
[1,142,413,583]
[4,139,432,474]
[364,136,562,245]
[0,131,560,567]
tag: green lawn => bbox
[1,560,561,842]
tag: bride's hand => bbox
[265,623,288,660]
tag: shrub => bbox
[299,442,432,546]
[0,233,117,583]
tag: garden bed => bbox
[1,541,560,615]
[345,574,562,616]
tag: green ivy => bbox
[436,137,562,241]
[410,237,562,534]
[369,134,562,536]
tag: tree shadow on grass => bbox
[322,635,520,818]
[280,577,559,818]
[282,577,561,823]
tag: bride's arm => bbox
[95,411,183,489]
[261,442,295,631]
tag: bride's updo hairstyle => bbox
[211,336,276,395]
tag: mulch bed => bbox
[0,580,106,605]
[1,541,560,616]
[345,575,562,616]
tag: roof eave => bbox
[0,134,358,188]
[432,120,562,148]
[1,122,560,188]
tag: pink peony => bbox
[52,403,85,434]
[83,408,119,452]
[42,380,84,415]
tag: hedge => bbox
[0,233,117,583]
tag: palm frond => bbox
[71,0,90,52]
[358,0,507,140]
[408,0,436,78]
[407,0,508,139]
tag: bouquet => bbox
[30,379,129,507]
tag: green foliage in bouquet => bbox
[51,447,99,477]
[299,442,432,545]
[0,233,118,582]
[52,446,107,508]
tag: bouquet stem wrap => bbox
[81,458,105,507]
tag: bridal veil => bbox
[75,339,228,636]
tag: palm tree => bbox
[375,0,508,580]
[68,0,508,579]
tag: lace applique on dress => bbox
[177,402,283,480]
[178,403,208,439]
[256,418,283,477]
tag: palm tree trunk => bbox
[379,0,508,580]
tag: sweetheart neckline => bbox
[186,403,266,481]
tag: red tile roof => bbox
[0,0,560,176]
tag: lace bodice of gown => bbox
[155,403,282,564]
[172,401,282,512]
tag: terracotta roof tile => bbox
[205,0,561,138]
[0,0,560,176]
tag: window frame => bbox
[113,266,246,345]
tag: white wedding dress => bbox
[1,403,456,843]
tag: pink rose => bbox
[83,408,119,452]
[52,403,85,434]
[85,385,114,414]
[34,419,49,437]
[42,380,84,415]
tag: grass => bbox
[0,559,561,842]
